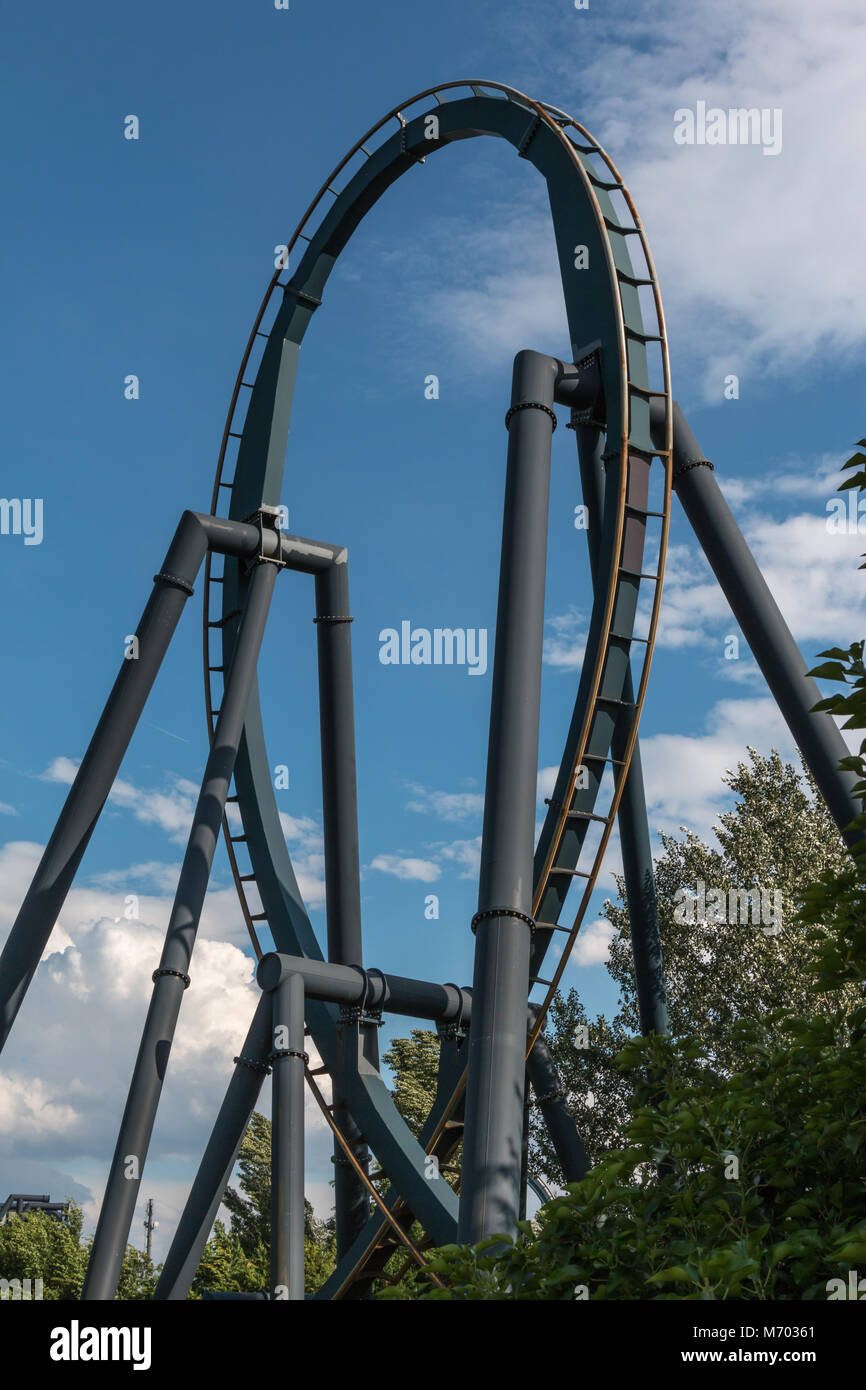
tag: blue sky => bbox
[1,0,865,1257]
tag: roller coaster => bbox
[0,81,858,1300]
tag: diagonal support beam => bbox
[652,400,860,846]
[0,513,208,1053]
[82,555,278,1300]
[0,510,282,1056]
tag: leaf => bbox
[809,661,852,682]
[647,1264,698,1285]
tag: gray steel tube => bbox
[314,555,375,1260]
[526,1015,590,1184]
[154,993,272,1300]
[82,557,279,1300]
[315,555,363,970]
[652,401,860,844]
[270,971,305,1300]
[459,349,557,1243]
[0,511,211,1053]
[255,952,472,1024]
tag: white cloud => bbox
[277,811,326,908]
[41,757,197,843]
[40,758,327,908]
[568,917,617,967]
[535,686,856,899]
[436,837,483,880]
[644,506,866,659]
[404,783,484,822]
[639,696,798,843]
[0,1074,80,1140]
[0,837,335,1258]
[0,802,16,817]
[369,854,441,882]
[543,607,588,671]
[87,861,183,894]
[396,0,866,397]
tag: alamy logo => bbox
[379,621,488,676]
[674,101,782,156]
[826,493,866,534]
[0,1276,43,1299]
[826,1270,866,1300]
[50,1320,152,1370]
[673,880,782,934]
[0,497,43,545]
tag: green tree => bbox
[0,1202,158,1299]
[190,1219,268,1296]
[382,1029,441,1136]
[532,750,851,1182]
[0,1204,86,1299]
[192,1110,337,1296]
[222,1109,272,1256]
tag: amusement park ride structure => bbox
[0,82,858,1300]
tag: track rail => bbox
[203,81,672,1297]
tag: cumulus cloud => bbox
[388,0,866,399]
[41,757,198,844]
[436,837,483,880]
[369,853,441,882]
[646,499,866,659]
[639,696,801,843]
[548,447,866,668]
[543,608,588,672]
[404,782,484,822]
[40,758,327,909]
[568,917,617,968]
[0,836,334,1257]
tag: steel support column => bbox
[459,349,556,1243]
[82,556,278,1300]
[651,401,860,845]
[314,555,374,1259]
[270,970,305,1301]
[526,1011,590,1184]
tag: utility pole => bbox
[143,1198,158,1262]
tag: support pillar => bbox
[459,350,556,1243]
[314,556,374,1259]
[270,970,305,1301]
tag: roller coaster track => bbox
[202,81,672,1297]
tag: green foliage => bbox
[0,1202,158,1299]
[386,916,866,1298]
[192,1110,337,1297]
[190,1220,268,1297]
[222,1110,272,1256]
[533,749,850,1181]
[382,1029,441,1137]
[0,1204,86,1300]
